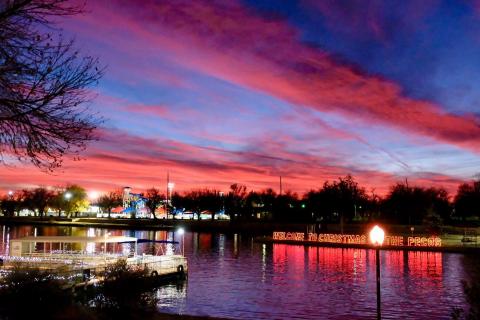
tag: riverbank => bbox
[0,216,308,234]
[258,235,480,254]
[0,216,478,237]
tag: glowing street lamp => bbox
[63,192,73,217]
[7,190,13,197]
[370,225,385,246]
[370,225,385,320]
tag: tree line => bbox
[219,176,480,227]
[1,175,480,226]
[0,185,89,217]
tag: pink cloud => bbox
[69,0,480,154]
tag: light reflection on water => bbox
[0,226,469,320]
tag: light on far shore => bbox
[370,225,385,246]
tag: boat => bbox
[0,234,188,288]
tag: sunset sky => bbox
[2,0,480,196]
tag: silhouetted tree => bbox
[427,187,451,224]
[318,175,369,226]
[180,190,202,219]
[273,191,300,222]
[179,189,223,220]
[0,192,20,216]
[366,188,382,221]
[304,188,323,222]
[145,188,164,220]
[51,185,88,217]
[225,183,247,220]
[242,191,258,219]
[0,0,103,170]
[97,190,122,218]
[201,189,222,220]
[454,179,480,221]
[245,189,276,220]
[171,192,185,217]
[382,182,451,225]
[21,187,54,217]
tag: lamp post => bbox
[369,225,385,320]
[64,192,72,217]
[177,227,185,255]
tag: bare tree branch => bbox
[0,0,104,171]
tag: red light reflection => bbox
[273,245,443,284]
[407,251,442,280]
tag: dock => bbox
[0,235,188,290]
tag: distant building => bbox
[122,187,149,218]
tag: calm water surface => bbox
[0,225,470,319]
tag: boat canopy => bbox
[11,236,138,244]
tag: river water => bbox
[0,225,471,319]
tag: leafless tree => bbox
[145,188,165,220]
[0,0,104,170]
[21,187,55,217]
[97,190,123,218]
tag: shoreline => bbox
[0,216,307,234]
[1,217,479,254]
[257,236,480,254]
[1,216,478,233]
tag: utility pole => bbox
[166,172,170,218]
[279,176,283,196]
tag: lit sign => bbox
[308,233,367,244]
[272,232,441,247]
[273,232,305,241]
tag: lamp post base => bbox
[376,248,381,320]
